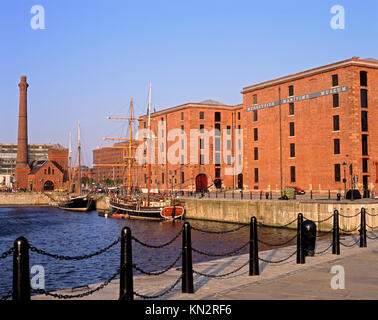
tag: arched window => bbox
[48,167,51,174]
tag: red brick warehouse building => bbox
[136,100,243,193]
[242,57,378,195]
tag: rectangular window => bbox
[226,126,231,135]
[290,143,295,157]
[333,115,340,131]
[253,110,258,121]
[334,139,340,155]
[215,137,221,151]
[361,89,368,108]
[227,140,231,151]
[181,140,184,150]
[199,111,204,119]
[200,138,204,149]
[362,134,368,156]
[253,94,257,104]
[181,112,184,120]
[289,103,294,115]
[360,71,367,86]
[215,153,221,165]
[215,123,221,136]
[334,164,341,182]
[238,112,241,120]
[162,173,164,184]
[215,168,221,178]
[290,166,296,183]
[254,147,258,160]
[254,128,258,141]
[289,85,294,96]
[362,158,368,173]
[254,168,259,183]
[181,125,184,134]
[200,154,205,165]
[227,155,231,165]
[361,111,368,132]
[332,74,339,87]
[215,112,221,122]
[289,122,295,136]
[200,124,204,133]
[333,94,339,108]
[181,171,184,184]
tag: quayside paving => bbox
[32,232,378,300]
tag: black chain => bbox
[193,259,250,278]
[0,247,14,259]
[133,252,182,276]
[258,249,297,264]
[32,265,121,299]
[191,223,248,234]
[133,275,182,299]
[339,225,361,233]
[366,234,378,240]
[304,214,334,223]
[338,212,361,218]
[314,242,333,255]
[366,224,377,230]
[340,238,360,247]
[366,212,378,217]
[192,241,249,257]
[29,237,121,261]
[0,291,13,301]
[258,233,297,247]
[266,217,298,228]
[132,228,183,249]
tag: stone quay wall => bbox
[0,192,51,206]
[181,199,378,234]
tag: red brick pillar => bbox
[15,76,30,189]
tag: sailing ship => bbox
[106,86,184,220]
[58,122,96,212]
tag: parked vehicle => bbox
[285,186,306,195]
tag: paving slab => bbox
[32,232,378,300]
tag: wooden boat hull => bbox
[58,197,96,212]
[109,200,184,221]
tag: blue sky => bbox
[0,0,377,165]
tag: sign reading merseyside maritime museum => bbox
[246,86,348,112]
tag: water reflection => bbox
[0,207,300,297]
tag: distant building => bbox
[0,143,65,187]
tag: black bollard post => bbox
[302,220,316,256]
[215,191,218,199]
[232,191,234,199]
[296,213,305,264]
[270,191,272,200]
[182,222,194,293]
[119,227,134,300]
[249,217,259,276]
[241,191,243,200]
[12,237,30,301]
[360,208,367,248]
[260,191,262,200]
[250,191,252,200]
[328,190,331,200]
[224,191,226,199]
[332,210,340,255]
[310,190,313,200]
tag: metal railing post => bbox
[360,208,367,248]
[332,210,340,255]
[12,237,30,301]
[296,213,305,264]
[182,222,194,293]
[249,217,259,276]
[119,227,134,300]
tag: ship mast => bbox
[128,98,133,195]
[147,83,152,205]
[78,121,82,196]
[68,132,72,193]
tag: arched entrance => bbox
[196,174,208,193]
[44,181,54,191]
[237,174,243,189]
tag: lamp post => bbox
[342,161,347,199]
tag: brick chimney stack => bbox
[15,75,30,189]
